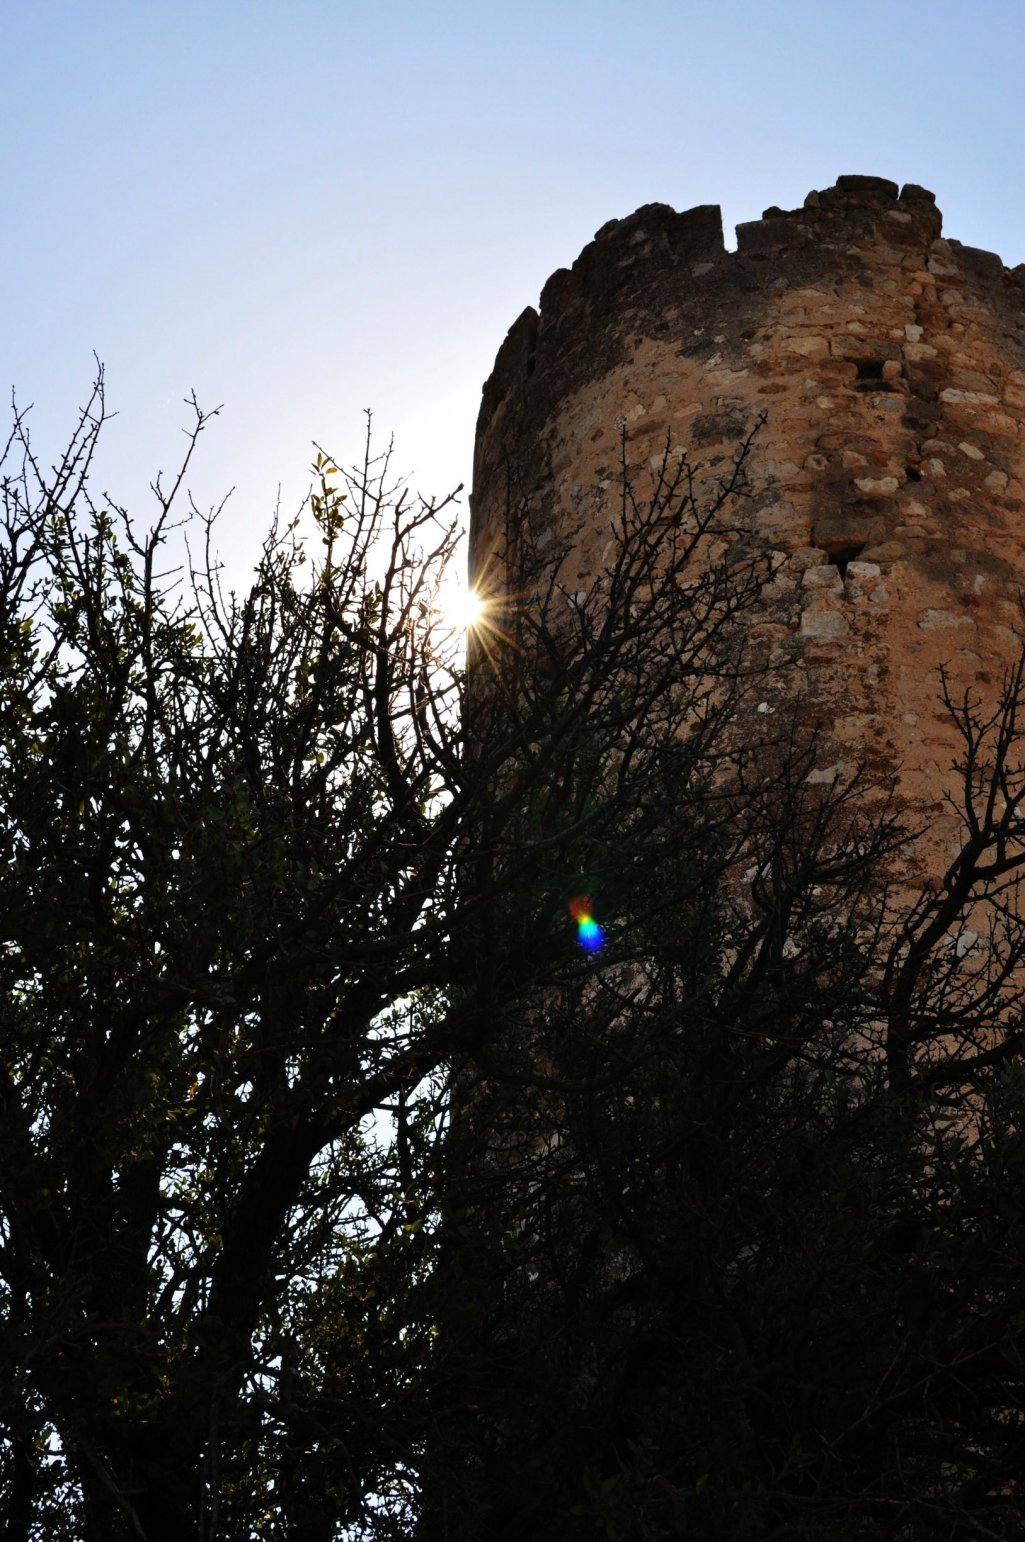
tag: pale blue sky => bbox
[5,0,1025,579]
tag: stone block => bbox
[899,183,936,208]
[940,388,1000,409]
[847,561,882,582]
[736,218,808,256]
[789,547,829,571]
[832,336,902,363]
[918,610,972,630]
[802,564,843,593]
[787,336,830,359]
[835,174,899,199]
[673,203,726,259]
[928,253,960,277]
[951,242,1005,281]
[854,476,900,496]
[800,609,850,639]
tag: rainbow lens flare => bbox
[569,895,604,953]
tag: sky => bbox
[5,0,1025,585]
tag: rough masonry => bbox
[471,175,1025,866]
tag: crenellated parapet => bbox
[471,176,1025,862]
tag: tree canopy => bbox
[3,377,1025,1540]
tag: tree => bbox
[430,585,1025,1536]
[6,374,1025,1542]
[0,373,789,1539]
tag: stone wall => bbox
[471,176,1025,868]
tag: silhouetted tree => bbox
[5,375,1025,1542]
[0,377,781,1539]
[430,515,1025,1541]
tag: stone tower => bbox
[470,175,1025,859]
[446,180,1025,1540]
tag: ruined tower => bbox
[439,179,1025,1542]
[470,175,1025,858]
[447,179,1025,1542]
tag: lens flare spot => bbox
[578,916,603,951]
[569,895,604,952]
[440,583,486,633]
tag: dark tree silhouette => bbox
[0,377,774,1538]
[431,542,1025,1540]
[3,377,1025,1541]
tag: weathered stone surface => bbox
[471,177,1025,877]
[835,174,900,199]
[800,610,851,639]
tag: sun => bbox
[438,581,487,634]
[431,546,510,666]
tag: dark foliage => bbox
[3,377,1025,1541]
[428,467,1025,1541]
